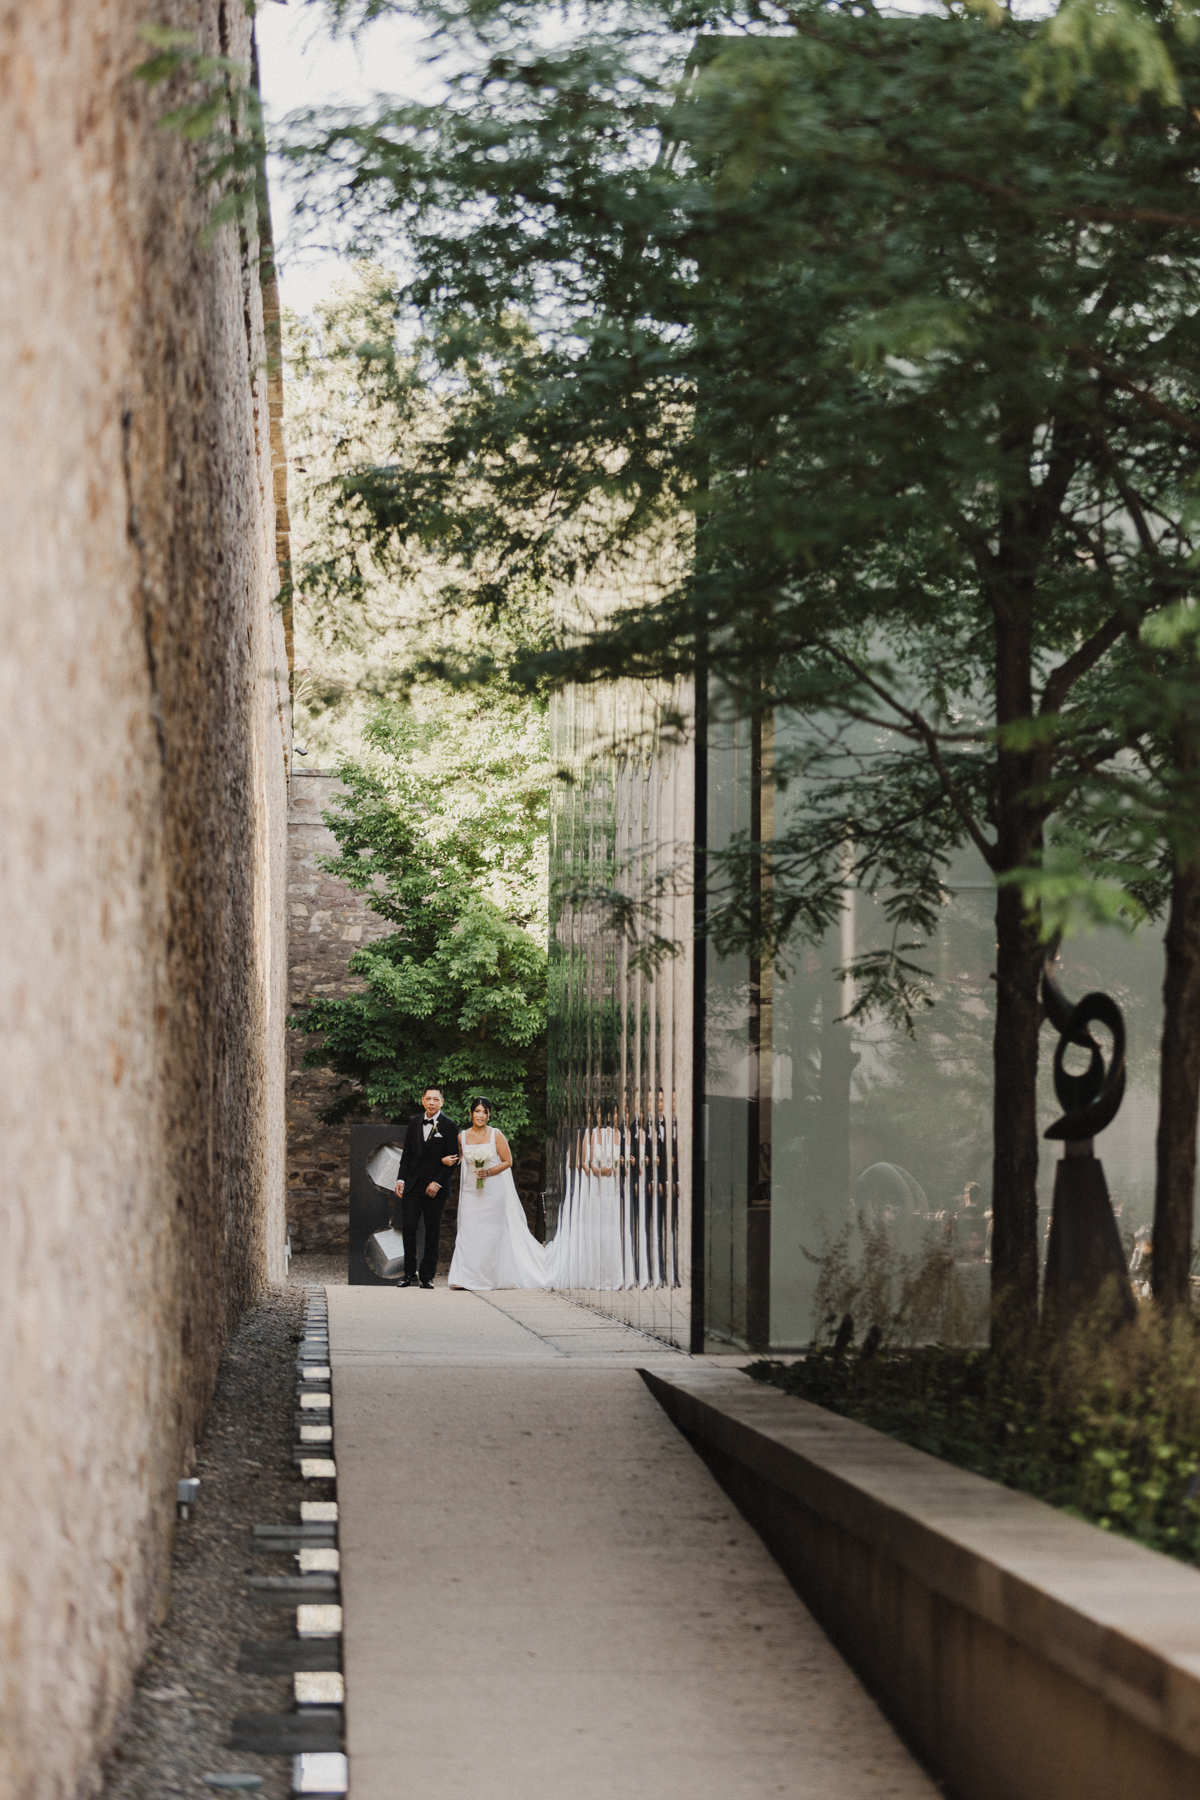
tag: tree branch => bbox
[891,159,1200,234]
[828,646,997,866]
[1040,610,1134,716]
[1066,345,1200,445]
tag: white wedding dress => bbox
[447,1128,550,1291]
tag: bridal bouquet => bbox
[465,1146,492,1192]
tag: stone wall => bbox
[0,5,289,1796]
[287,771,391,1251]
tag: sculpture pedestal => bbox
[1042,1150,1135,1335]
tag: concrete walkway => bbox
[327,1286,939,1800]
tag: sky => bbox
[254,1,436,317]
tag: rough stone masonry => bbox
[287,770,390,1252]
[0,5,290,1796]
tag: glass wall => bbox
[704,709,1168,1352]
[545,679,696,1348]
[548,683,1169,1353]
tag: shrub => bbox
[750,1295,1200,1562]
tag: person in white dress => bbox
[448,1098,550,1291]
[589,1109,623,1291]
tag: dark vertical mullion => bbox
[748,708,762,1207]
[745,701,771,1348]
[690,656,709,1355]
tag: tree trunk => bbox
[989,577,1045,1347]
[1152,854,1200,1312]
[991,879,1045,1345]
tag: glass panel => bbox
[551,679,1169,1354]
[705,702,1170,1352]
[703,706,753,1347]
[546,679,694,1346]
[766,882,1167,1347]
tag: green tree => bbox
[291,681,551,1149]
[1017,609,1200,1310]
[282,264,554,761]
[298,886,548,1143]
[279,267,553,1149]
[285,0,1200,1333]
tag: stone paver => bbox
[327,1286,939,1800]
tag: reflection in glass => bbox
[548,678,1167,1354]
[545,680,694,1346]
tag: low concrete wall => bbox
[643,1366,1200,1800]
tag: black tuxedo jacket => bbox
[398,1111,460,1201]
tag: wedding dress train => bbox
[446,1122,656,1293]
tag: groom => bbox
[394,1085,459,1288]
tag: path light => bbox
[202,1777,263,1792]
[294,1671,345,1707]
[298,1548,339,1573]
[300,1501,338,1523]
[293,1752,348,1795]
[296,1604,342,1638]
[176,1478,200,1521]
[299,1457,337,1480]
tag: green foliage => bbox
[1000,843,1152,942]
[298,890,547,1142]
[281,275,554,1149]
[749,1299,1200,1562]
[282,267,556,763]
[320,695,550,934]
[134,23,265,240]
[284,0,1200,988]
[290,688,550,1146]
[1028,0,1192,108]
[1007,604,1200,934]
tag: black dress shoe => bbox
[398,1276,417,1288]
[419,1278,434,1289]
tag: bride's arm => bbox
[491,1130,514,1175]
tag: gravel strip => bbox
[288,1253,348,1288]
[99,1259,345,1800]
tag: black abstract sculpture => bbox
[1040,957,1135,1333]
[1042,963,1126,1143]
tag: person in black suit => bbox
[394,1085,460,1287]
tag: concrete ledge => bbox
[642,1365,1200,1800]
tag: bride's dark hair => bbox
[469,1096,493,1119]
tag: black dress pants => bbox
[400,1186,445,1283]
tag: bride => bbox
[448,1097,550,1291]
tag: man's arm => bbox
[396,1119,418,1198]
[397,1119,418,1181]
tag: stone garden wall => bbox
[0,4,289,1794]
[287,771,391,1251]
